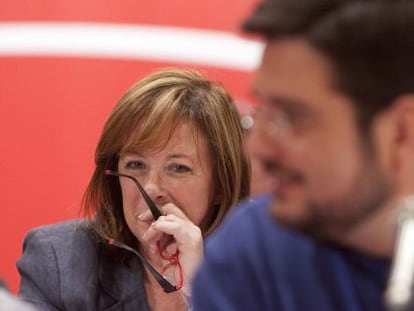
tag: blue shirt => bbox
[192,195,393,311]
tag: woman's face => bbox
[118,123,214,244]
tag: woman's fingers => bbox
[139,202,204,297]
[140,203,190,245]
[137,210,154,222]
[142,214,186,244]
[154,217,201,247]
[160,203,189,220]
[141,211,202,254]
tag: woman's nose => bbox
[141,172,168,205]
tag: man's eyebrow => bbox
[267,96,308,111]
[252,91,311,115]
[250,87,307,109]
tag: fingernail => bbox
[137,213,145,220]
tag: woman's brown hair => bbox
[82,68,250,246]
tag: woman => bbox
[17,68,250,311]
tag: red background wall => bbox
[0,0,260,292]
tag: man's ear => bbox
[372,95,414,176]
[392,95,414,150]
[388,95,414,193]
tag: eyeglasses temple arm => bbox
[107,239,177,293]
[104,170,162,220]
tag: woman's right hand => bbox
[139,203,204,298]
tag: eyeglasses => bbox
[253,104,292,139]
[252,102,318,142]
[104,169,183,293]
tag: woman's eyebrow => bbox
[119,152,143,159]
[166,153,193,161]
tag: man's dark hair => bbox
[243,0,414,130]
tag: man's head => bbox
[245,0,414,243]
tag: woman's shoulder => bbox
[17,220,121,308]
[22,219,98,255]
[19,219,102,289]
[26,219,90,234]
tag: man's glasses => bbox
[254,104,292,139]
[252,102,318,143]
[104,169,183,293]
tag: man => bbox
[192,0,414,310]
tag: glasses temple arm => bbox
[107,239,177,293]
[104,170,162,220]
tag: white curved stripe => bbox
[0,22,264,71]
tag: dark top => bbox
[192,195,394,311]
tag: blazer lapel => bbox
[98,243,151,310]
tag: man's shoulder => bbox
[209,195,290,242]
[220,195,274,229]
[205,195,302,258]
[193,196,323,310]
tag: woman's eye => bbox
[125,160,146,170]
[168,163,192,174]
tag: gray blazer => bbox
[17,220,151,311]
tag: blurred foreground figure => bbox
[241,110,274,196]
[193,1,414,310]
[0,280,34,311]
